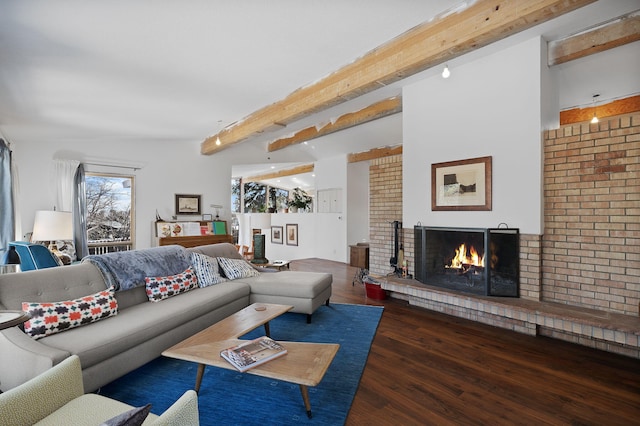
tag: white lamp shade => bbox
[31,210,73,241]
[250,213,271,231]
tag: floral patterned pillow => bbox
[145,267,198,302]
[22,287,118,339]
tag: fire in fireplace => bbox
[414,226,519,297]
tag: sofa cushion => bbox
[190,252,226,287]
[38,281,251,369]
[238,271,332,298]
[145,267,198,302]
[187,242,242,260]
[217,257,260,280]
[22,287,118,340]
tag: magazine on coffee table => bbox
[220,336,287,372]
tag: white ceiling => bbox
[1,1,638,191]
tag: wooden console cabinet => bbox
[158,234,233,248]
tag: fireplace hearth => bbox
[414,226,519,297]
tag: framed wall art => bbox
[175,194,202,215]
[271,226,283,244]
[286,224,298,246]
[431,156,492,211]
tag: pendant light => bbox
[590,94,600,124]
[442,64,450,79]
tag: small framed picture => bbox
[202,213,213,221]
[271,226,283,244]
[175,194,202,215]
[286,224,298,246]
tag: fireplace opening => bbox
[414,226,519,297]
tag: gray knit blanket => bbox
[82,245,190,291]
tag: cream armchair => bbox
[0,355,199,425]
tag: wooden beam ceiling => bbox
[201,0,596,155]
[559,94,640,125]
[268,97,401,152]
[244,163,314,183]
[548,11,640,66]
[348,145,403,163]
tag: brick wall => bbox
[367,112,639,316]
[543,113,640,316]
[369,155,403,275]
[367,154,542,301]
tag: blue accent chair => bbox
[7,241,60,271]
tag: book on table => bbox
[220,336,287,372]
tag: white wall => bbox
[403,36,550,235]
[347,161,369,248]
[11,138,232,249]
[313,155,348,262]
[266,213,316,261]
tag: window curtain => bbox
[0,139,14,260]
[54,159,89,260]
[73,164,88,259]
[54,159,79,212]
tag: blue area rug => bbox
[99,303,383,425]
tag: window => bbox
[274,188,289,212]
[86,173,134,254]
[243,181,266,213]
[231,178,241,213]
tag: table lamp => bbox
[250,213,271,264]
[31,210,73,265]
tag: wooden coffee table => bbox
[162,303,339,418]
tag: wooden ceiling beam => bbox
[244,163,314,183]
[348,145,403,163]
[548,11,640,66]
[201,0,595,155]
[268,97,402,152]
[559,94,640,125]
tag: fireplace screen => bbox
[414,226,519,297]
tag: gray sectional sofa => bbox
[0,243,332,392]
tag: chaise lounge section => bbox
[0,243,332,392]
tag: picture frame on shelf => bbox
[271,226,283,244]
[202,213,213,221]
[286,224,298,246]
[156,222,172,238]
[175,194,202,215]
[431,156,492,211]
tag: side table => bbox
[259,261,291,271]
[349,243,369,285]
[0,310,30,330]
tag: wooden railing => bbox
[87,240,132,255]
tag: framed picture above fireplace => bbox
[431,156,492,211]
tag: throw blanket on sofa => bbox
[82,245,191,291]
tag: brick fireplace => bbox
[366,112,639,358]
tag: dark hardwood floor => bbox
[292,258,640,426]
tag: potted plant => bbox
[289,187,312,212]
